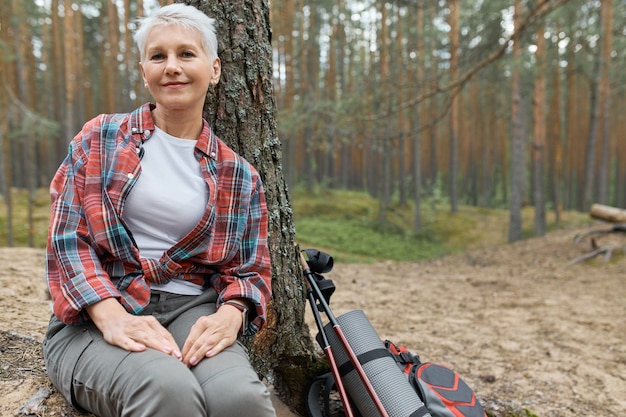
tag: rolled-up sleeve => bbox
[211,177,271,335]
[46,119,122,324]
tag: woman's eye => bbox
[150,53,164,60]
[182,51,195,58]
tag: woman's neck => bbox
[152,106,203,140]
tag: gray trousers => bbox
[43,289,276,417]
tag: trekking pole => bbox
[306,283,355,417]
[300,252,390,417]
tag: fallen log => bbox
[590,203,626,223]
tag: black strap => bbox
[337,348,390,377]
[409,406,431,417]
[305,372,336,417]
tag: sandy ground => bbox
[1,225,625,416]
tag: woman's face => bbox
[140,25,220,112]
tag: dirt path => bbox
[1,226,625,416]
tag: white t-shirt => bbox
[123,127,208,295]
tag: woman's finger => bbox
[181,311,240,366]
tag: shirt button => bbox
[210,152,216,158]
[127,173,134,179]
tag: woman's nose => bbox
[165,55,181,73]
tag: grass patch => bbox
[295,217,447,263]
[0,188,50,248]
[292,187,593,263]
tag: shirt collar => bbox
[196,120,218,161]
[128,103,218,161]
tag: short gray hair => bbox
[134,3,218,62]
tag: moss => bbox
[291,187,593,263]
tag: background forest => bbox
[0,0,624,248]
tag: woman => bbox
[43,4,276,417]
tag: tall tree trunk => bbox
[13,0,38,245]
[412,3,424,233]
[547,29,563,224]
[448,0,459,213]
[72,9,87,131]
[51,0,67,160]
[187,1,315,413]
[597,0,613,205]
[63,0,77,152]
[300,1,319,193]
[532,20,547,237]
[123,0,133,108]
[427,4,438,199]
[395,4,407,207]
[40,18,54,182]
[582,58,600,212]
[134,0,146,107]
[0,1,14,246]
[563,14,576,211]
[275,0,297,190]
[508,0,524,243]
[375,1,391,226]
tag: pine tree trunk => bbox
[448,0,459,214]
[187,1,319,413]
[597,0,613,205]
[411,3,424,234]
[508,0,524,243]
[532,21,547,237]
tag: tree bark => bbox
[547,25,563,224]
[532,20,547,237]
[448,0,459,214]
[0,1,13,247]
[508,0,524,243]
[590,204,626,224]
[187,1,318,413]
[411,3,424,234]
[597,0,613,205]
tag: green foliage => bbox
[292,187,593,263]
[295,217,445,263]
[0,188,50,248]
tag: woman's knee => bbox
[201,365,275,417]
[122,356,207,416]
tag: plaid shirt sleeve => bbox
[46,116,123,323]
[209,174,272,335]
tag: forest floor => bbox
[1,223,625,417]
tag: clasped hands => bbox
[86,298,244,367]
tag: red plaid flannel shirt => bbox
[46,103,271,334]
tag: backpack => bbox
[385,340,487,417]
[305,340,487,417]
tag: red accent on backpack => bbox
[385,340,488,417]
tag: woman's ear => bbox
[211,58,221,85]
[139,62,148,87]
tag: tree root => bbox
[18,387,52,416]
[569,223,626,265]
[567,245,626,266]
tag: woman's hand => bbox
[86,298,182,359]
[181,303,245,367]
